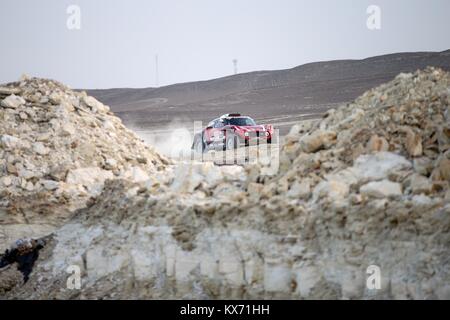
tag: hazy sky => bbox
[1,0,449,88]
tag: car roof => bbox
[219,113,251,119]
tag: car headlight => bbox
[244,132,249,137]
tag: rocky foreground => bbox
[0,77,168,251]
[1,68,449,299]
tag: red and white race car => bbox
[192,114,273,153]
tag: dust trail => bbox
[130,119,197,160]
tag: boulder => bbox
[0,87,21,96]
[404,173,432,195]
[61,123,75,136]
[299,130,336,153]
[360,180,402,198]
[403,127,423,157]
[352,152,412,183]
[1,176,12,187]
[313,179,349,201]
[41,180,60,191]
[431,157,450,182]
[49,91,62,105]
[66,167,113,194]
[82,95,109,113]
[33,142,50,155]
[1,135,22,150]
[1,94,25,109]
[122,166,150,183]
[104,158,118,170]
[287,180,311,200]
[367,135,389,153]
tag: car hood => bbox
[233,125,266,132]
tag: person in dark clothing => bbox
[0,238,46,283]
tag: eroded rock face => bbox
[2,68,450,299]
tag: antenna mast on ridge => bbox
[155,54,159,87]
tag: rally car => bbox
[192,114,273,153]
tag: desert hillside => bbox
[89,50,450,135]
[1,68,449,299]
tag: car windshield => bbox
[224,117,256,126]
